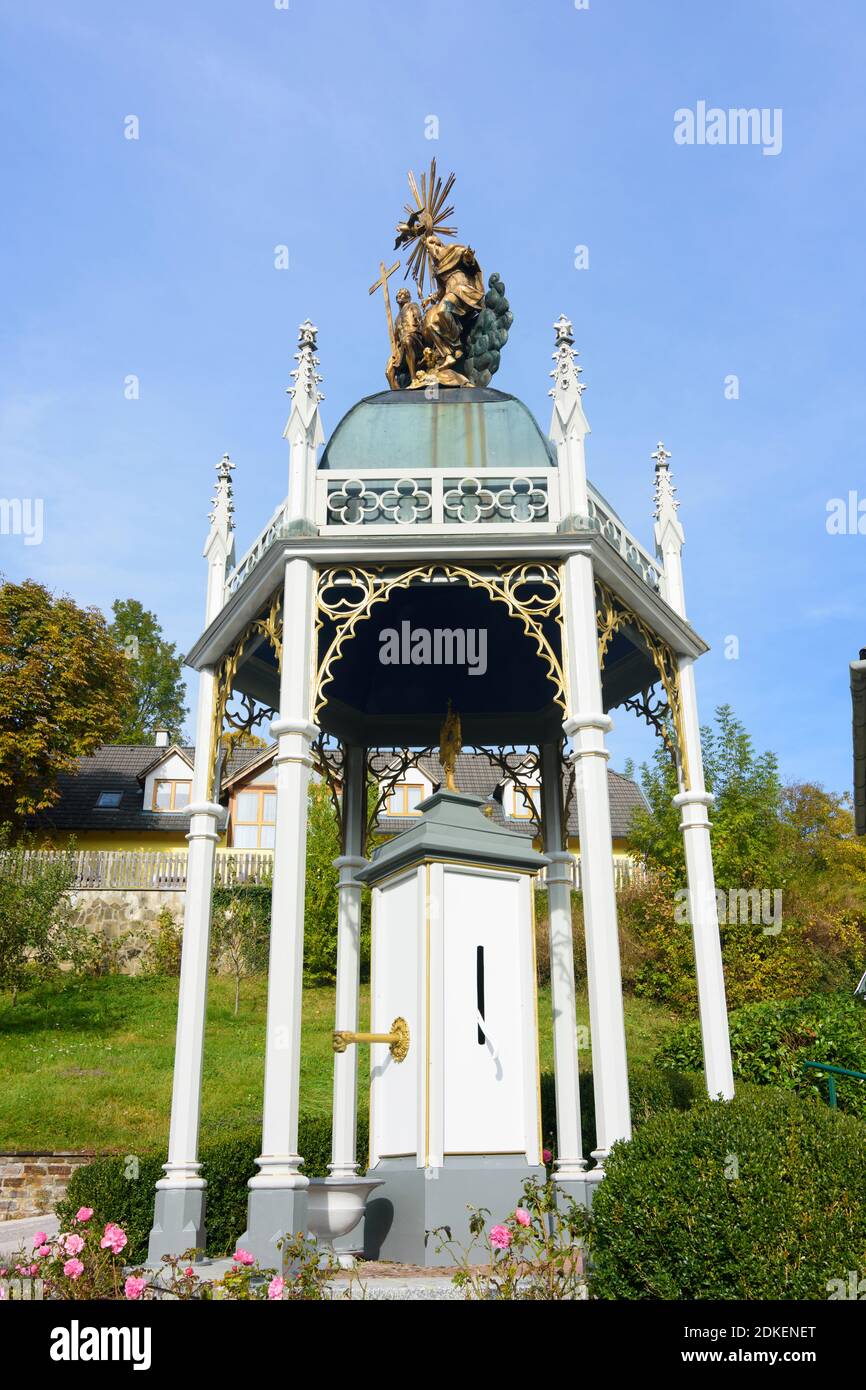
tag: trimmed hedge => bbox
[58,1065,696,1264]
[656,991,866,1118]
[588,1087,866,1299]
[57,1113,369,1264]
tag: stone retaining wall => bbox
[69,889,186,974]
[0,1153,98,1220]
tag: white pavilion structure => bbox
[148,313,734,1267]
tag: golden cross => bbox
[369,258,401,350]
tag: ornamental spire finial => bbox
[651,440,672,471]
[549,314,585,398]
[653,440,681,530]
[288,319,325,406]
[209,452,235,529]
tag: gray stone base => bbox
[363,1157,546,1267]
[147,1186,207,1265]
[239,1187,309,1271]
[552,1174,594,1212]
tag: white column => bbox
[329,743,368,1179]
[242,555,316,1263]
[550,322,629,1173]
[673,659,734,1100]
[653,443,734,1101]
[149,455,235,1263]
[562,553,632,1172]
[539,741,586,1183]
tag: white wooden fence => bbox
[6,848,274,890]
[6,848,639,892]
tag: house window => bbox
[152,779,192,811]
[232,788,277,848]
[509,783,539,819]
[386,782,425,816]
[96,790,123,809]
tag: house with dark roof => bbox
[33,731,273,852]
[34,733,646,873]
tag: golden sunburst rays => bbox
[397,159,457,297]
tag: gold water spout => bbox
[333,1016,410,1063]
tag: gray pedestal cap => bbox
[357,788,548,885]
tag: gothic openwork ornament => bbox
[595,579,691,790]
[207,591,283,800]
[314,562,567,722]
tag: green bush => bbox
[142,906,183,977]
[588,1087,866,1299]
[56,1113,369,1263]
[656,991,866,1118]
[540,1065,702,1162]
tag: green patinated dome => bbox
[318,387,557,472]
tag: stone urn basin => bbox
[307,1177,383,1264]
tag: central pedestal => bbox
[363,1156,547,1266]
[356,789,548,1268]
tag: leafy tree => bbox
[220,730,268,759]
[780,784,866,882]
[304,778,377,983]
[304,780,342,983]
[210,890,270,1015]
[0,579,133,822]
[0,826,82,1002]
[108,598,187,742]
[629,704,782,888]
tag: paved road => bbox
[0,1215,59,1262]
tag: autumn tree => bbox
[628,704,782,887]
[108,598,188,742]
[0,579,133,823]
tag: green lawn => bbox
[0,975,680,1152]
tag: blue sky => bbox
[1,0,864,793]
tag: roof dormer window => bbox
[95,790,123,809]
[152,779,191,811]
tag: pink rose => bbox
[233,1249,255,1266]
[63,1258,84,1280]
[184,1266,195,1278]
[75,1207,93,1223]
[64,1233,85,1256]
[514,1207,531,1228]
[100,1223,128,1255]
[36,1245,51,1258]
[489,1224,512,1251]
[542,1148,553,1164]
[32,1232,47,1247]
[124,1275,147,1301]
[267,1275,285,1300]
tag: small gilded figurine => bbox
[438,701,462,792]
[386,287,424,390]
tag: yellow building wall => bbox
[564,835,634,863]
[34,829,228,852]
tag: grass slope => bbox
[0,975,678,1152]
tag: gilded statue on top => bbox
[369,162,513,391]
